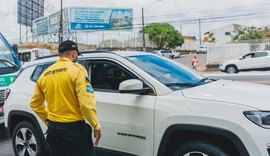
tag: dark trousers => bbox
[46,120,97,156]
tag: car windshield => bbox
[127,54,208,90]
[0,59,19,75]
[0,38,14,64]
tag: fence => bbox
[32,31,157,50]
[207,40,270,64]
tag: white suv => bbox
[220,51,270,74]
[4,51,270,156]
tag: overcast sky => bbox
[1,0,270,43]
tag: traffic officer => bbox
[30,40,101,156]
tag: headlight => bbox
[244,111,270,129]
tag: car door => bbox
[237,53,256,70]
[85,59,155,156]
[253,51,269,69]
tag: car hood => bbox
[181,80,270,110]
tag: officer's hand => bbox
[94,129,101,146]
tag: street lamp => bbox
[142,0,162,51]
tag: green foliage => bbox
[261,27,270,39]
[208,32,216,42]
[142,23,184,49]
[233,26,262,41]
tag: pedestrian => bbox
[30,40,101,156]
[192,56,199,71]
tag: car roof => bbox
[255,50,270,53]
[22,50,152,67]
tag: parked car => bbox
[197,45,207,54]
[220,51,270,74]
[152,50,172,58]
[4,51,270,156]
[168,50,181,59]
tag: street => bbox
[0,124,12,156]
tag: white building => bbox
[204,24,247,43]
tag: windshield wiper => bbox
[165,82,198,87]
[195,77,219,84]
[195,77,209,84]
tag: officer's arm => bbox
[30,82,48,125]
[75,70,101,131]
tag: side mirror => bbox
[239,56,244,60]
[12,44,18,55]
[119,79,151,94]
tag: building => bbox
[204,24,247,43]
[178,36,199,51]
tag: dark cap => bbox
[58,40,82,56]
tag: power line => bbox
[131,2,270,23]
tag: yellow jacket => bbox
[30,57,100,130]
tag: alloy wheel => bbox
[15,127,37,156]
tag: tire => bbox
[173,140,230,156]
[226,65,238,74]
[12,121,45,156]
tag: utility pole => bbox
[142,8,146,51]
[179,25,182,33]
[199,18,202,46]
[26,26,28,43]
[59,0,63,44]
[19,24,21,44]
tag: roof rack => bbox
[35,50,114,60]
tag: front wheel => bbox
[173,140,230,156]
[12,121,45,156]
[226,65,238,74]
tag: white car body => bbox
[220,51,270,74]
[168,50,181,59]
[152,50,172,58]
[197,45,207,54]
[4,51,270,156]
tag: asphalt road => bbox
[176,53,207,69]
[1,54,270,156]
[0,124,12,156]
[207,74,270,85]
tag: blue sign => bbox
[70,8,133,31]
[33,17,48,35]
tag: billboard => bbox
[48,9,69,34]
[70,8,133,31]
[32,17,48,35]
[48,11,60,34]
[17,0,44,26]
[33,9,69,35]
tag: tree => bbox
[208,32,216,42]
[233,26,262,41]
[142,23,184,49]
[261,27,270,40]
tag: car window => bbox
[0,60,19,75]
[127,54,203,90]
[87,61,137,91]
[31,63,53,82]
[254,52,268,58]
[243,53,254,59]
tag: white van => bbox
[18,48,51,63]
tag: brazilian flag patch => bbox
[86,85,94,93]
